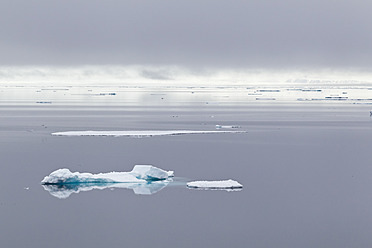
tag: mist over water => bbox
[1,66,372,107]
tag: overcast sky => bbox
[1,0,372,69]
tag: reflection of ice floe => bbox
[187,180,243,191]
[42,180,171,199]
[41,165,173,184]
[51,130,245,137]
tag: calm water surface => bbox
[1,88,372,247]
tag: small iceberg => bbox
[51,130,245,137]
[187,180,243,191]
[41,165,173,185]
[41,165,174,199]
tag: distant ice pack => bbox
[51,130,245,137]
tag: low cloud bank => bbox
[1,65,371,87]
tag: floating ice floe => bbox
[187,180,243,191]
[215,125,240,129]
[41,165,173,185]
[51,130,245,137]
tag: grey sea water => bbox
[1,85,372,247]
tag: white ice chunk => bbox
[51,130,244,137]
[130,165,174,180]
[187,179,243,189]
[41,168,143,184]
[215,125,240,129]
[41,165,174,184]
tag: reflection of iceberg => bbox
[41,165,174,198]
[42,180,171,199]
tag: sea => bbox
[1,81,372,247]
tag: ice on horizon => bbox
[215,125,240,129]
[51,130,245,137]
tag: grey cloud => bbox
[140,69,172,80]
[1,0,372,69]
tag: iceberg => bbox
[41,165,173,185]
[51,130,245,137]
[187,180,243,190]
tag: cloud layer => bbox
[1,66,372,87]
[1,1,372,68]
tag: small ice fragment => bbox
[301,89,322,92]
[325,96,348,100]
[257,89,280,92]
[24,187,30,190]
[187,180,243,189]
[215,125,240,129]
[99,93,116,95]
